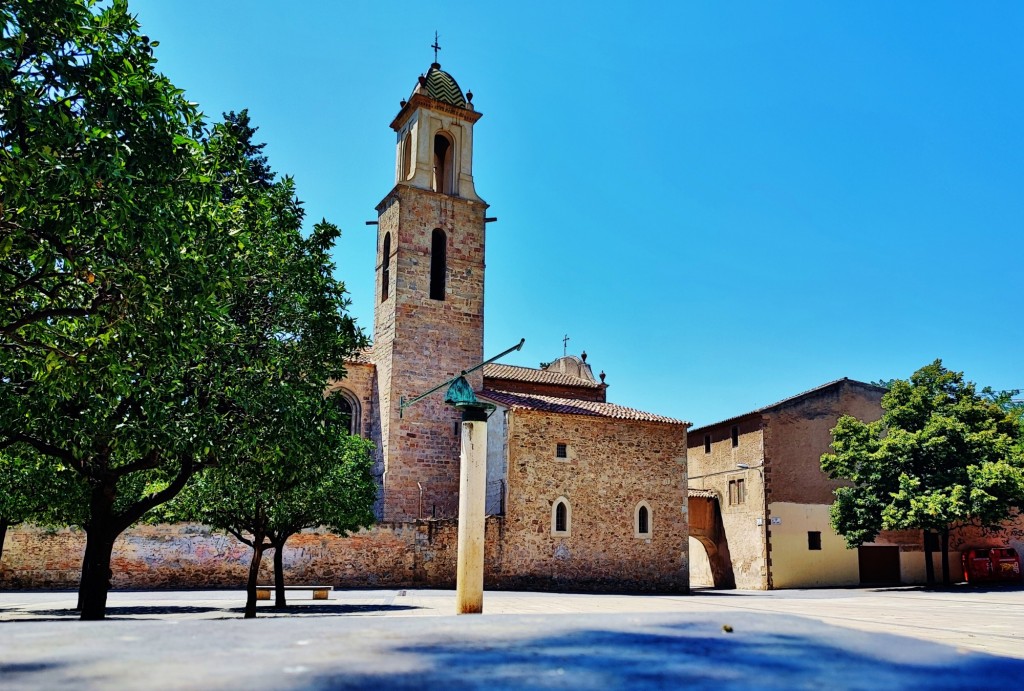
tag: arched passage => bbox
[688,490,736,589]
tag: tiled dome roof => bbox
[421,63,466,107]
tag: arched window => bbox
[551,497,571,536]
[401,133,412,180]
[432,132,453,194]
[381,232,391,303]
[635,501,652,538]
[333,389,360,436]
[429,228,446,301]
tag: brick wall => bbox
[373,185,487,522]
[1,519,506,590]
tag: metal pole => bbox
[455,404,489,614]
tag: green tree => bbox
[822,360,1024,585]
[169,429,376,618]
[160,110,373,619]
[0,450,86,569]
[0,2,365,618]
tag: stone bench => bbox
[256,585,332,600]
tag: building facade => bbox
[687,378,1024,589]
[1,60,691,593]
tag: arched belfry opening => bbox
[429,228,446,300]
[432,132,454,194]
[401,133,412,181]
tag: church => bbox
[327,60,691,591]
[2,59,691,593]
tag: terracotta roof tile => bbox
[479,389,687,425]
[483,363,603,389]
[345,348,374,366]
[688,488,717,499]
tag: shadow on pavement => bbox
[235,604,421,616]
[307,615,1024,690]
[5,603,419,620]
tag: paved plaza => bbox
[2,586,1023,688]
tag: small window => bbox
[551,497,571,536]
[381,232,391,303]
[556,443,568,459]
[634,502,652,538]
[704,434,711,454]
[429,228,446,300]
[808,531,822,551]
[728,478,746,505]
[731,425,739,448]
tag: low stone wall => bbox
[0,519,505,590]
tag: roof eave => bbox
[390,93,483,132]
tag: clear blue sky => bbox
[130,1,1023,427]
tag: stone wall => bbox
[687,415,768,589]
[497,410,689,592]
[1,519,505,590]
[763,380,885,505]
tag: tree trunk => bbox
[245,542,266,619]
[0,517,9,569]
[79,484,119,620]
[940,527,951,586]
[77,532,93,611]
[924,530,935,586]
[79,532,116,620]
[273,538,287,608]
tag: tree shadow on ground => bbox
[5,602,420,620]
[307,614,1024,690]
[6,605,226,620]
[233,603,421,616]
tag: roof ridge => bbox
[479,388,687,425]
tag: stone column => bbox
[456,405,488,614]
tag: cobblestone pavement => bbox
[1,586,1022,689]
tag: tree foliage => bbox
[0,1,366,617]
[167,430,376,618]
[822,360,1024,582]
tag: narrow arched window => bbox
[429,228,446,300]
[381,232,391,303]
[433,133,452,194]
[552,497,571,536]
[635,501,652,538]
[401,133,412,180]
[333,390,359,436]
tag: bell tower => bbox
[373,61,487,522]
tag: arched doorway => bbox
[688,490,736,589]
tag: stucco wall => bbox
[768,502,860,588]
[497,410,689,592]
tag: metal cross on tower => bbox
[563,334,570,356]
[432,32,441,63]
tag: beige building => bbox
[687,378,923,589]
